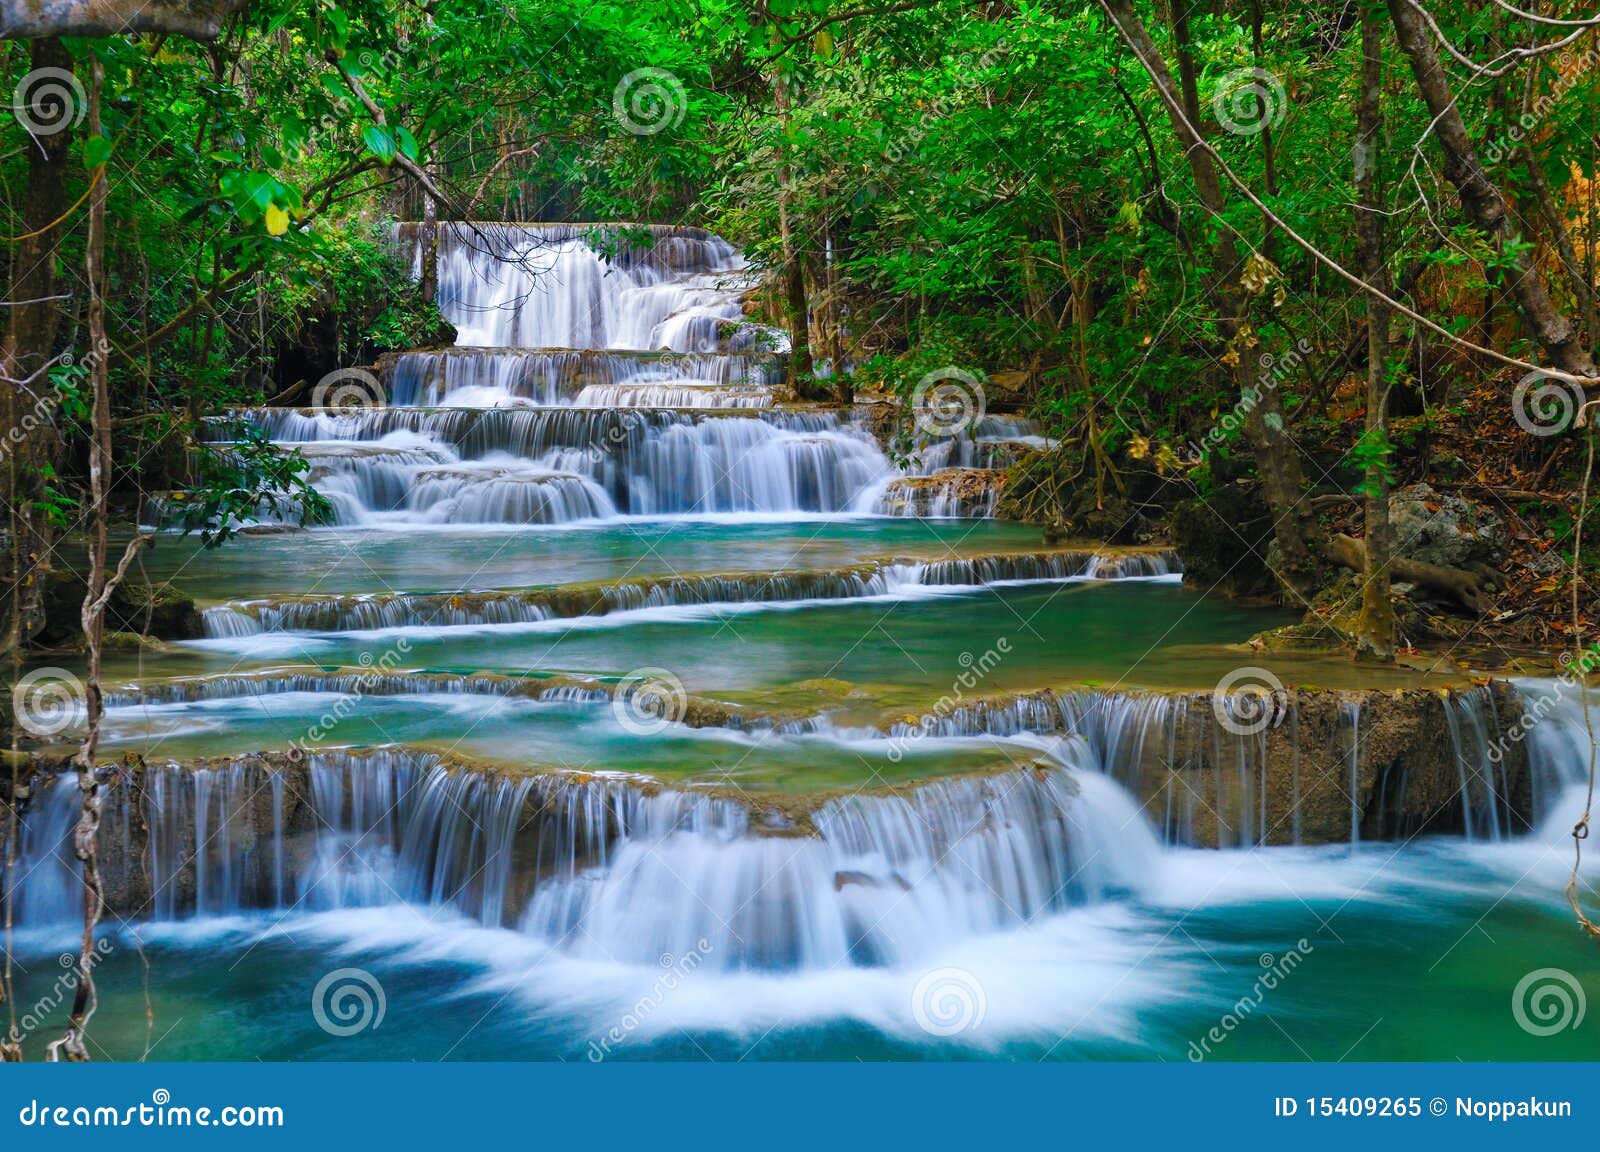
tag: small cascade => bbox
[872,468,1004,518]
[194,549,1181,637]
[8,749,1160,972]
[398,223,776,352]
[7,772,83,926]
[204,408,896,525]
[1442,685,1511,840]
[1513,678,1599,826]
[906,415,1051,475]
[388,348,779,408]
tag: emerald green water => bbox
[129,520,1047,601]
[100,691,1039,790]
[146,582,1300,695]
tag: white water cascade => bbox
[170,223,1062,529]
[9,744,1157,971]
[13,684,1596,961]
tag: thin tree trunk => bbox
[2,39,76,656]
[46,59,151,1063]
[1387,0,1596,377]
[1354,0,1394,661]
[419,158,439,305]
[1098,0,1322,599]
[772,72,817,397]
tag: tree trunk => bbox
[1098,0,1322,600]
[772,72,817,398]
[419,159,439,306]
[1354,1,1395,661]
[2,38,76,656]
[1387,0,1596,377]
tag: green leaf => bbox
[362,124,397,164]
[82,134,113,170]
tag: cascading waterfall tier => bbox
[14,682,1593,961]
[11,747,1153,972]
[201,408,895,525]
[395,222,782,353]
[196,548,1182,637]
[169,221,1049,529]
[89,675,1577,851]
[387,348,780,409]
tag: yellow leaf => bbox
[265,204,289,236]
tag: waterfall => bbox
[400,223,775,352]
[160,222,1044,531]
[201,409,897,527]
[6,772,82,926]
[10,746,1160,971]
[388,349,779,408]
[193,549,1182,637]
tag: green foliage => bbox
[169,424,333,547]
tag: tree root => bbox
[1328,533,1494,615]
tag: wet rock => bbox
[38,571,203,648]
